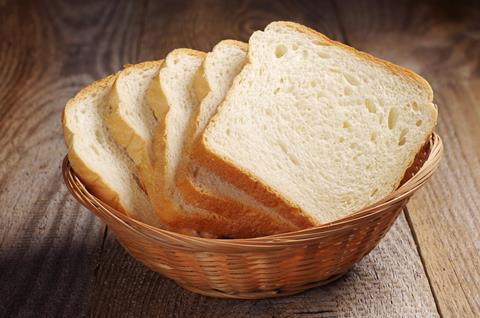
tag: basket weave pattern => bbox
[63,134,442,299]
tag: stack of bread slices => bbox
[63,21,437,238]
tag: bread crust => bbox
[176,165,300,233]
[196,21,437,226]
[193,140,318,227]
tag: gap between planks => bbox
[404,206,443,317]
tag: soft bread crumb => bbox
[201,21,437,224]
[63,76,159,226]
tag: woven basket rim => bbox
[63,133,443,248]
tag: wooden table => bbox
[1,0,479,317]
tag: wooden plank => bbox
[0,0,147,316]
[407,78,480,317]
[333,0,480,316]
[89,0,438,316]
[136,0,348,61]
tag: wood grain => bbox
[91,214,437,318]
[0,0,147,316]
[333,0,480,316]
[407,78,480,317]
[1,0,478,316]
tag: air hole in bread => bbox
[412,101,419,111]
[292,43,299,50]
[342,121,351,129]
[95,130,104,145]
[350,143,359,150]
[365,98,376,113]
[302,50,309,58]
[388,108,398,129]
[225,128,231,136]
[344,86,352,96]
[173,58,179,65]
[370,132,378,143]
[90,144,100,156]
[275,44,288,58]
[274,87,280,95]
[310,81,317,87]
[343,73,360,86]
[398,128,408,146]
[338,136,345,143]
[416,119,423,126]
[370,188,379,197]
[342,197,353,206]
[316,51,330,58]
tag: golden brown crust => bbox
[175,174,299,236]
[176,164,300,233]
[195,21,435,227]
[192,140,318,227]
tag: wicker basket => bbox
[62,133,443,299]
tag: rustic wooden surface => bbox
[0,0,478,317]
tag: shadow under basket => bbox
[63,133,443,299]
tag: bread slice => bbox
[176,40,304,231]
[63,76,160,226]
[147,48,296,237]
[146,49,233,236]
[106,61,163,195]
[195,21,438,225]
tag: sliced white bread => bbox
[106,60,163,194]
[176,40,303,232]
[147,48,296,237]
[63,76,160,226]
[146,49,236,237]
[195,21,438,225]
